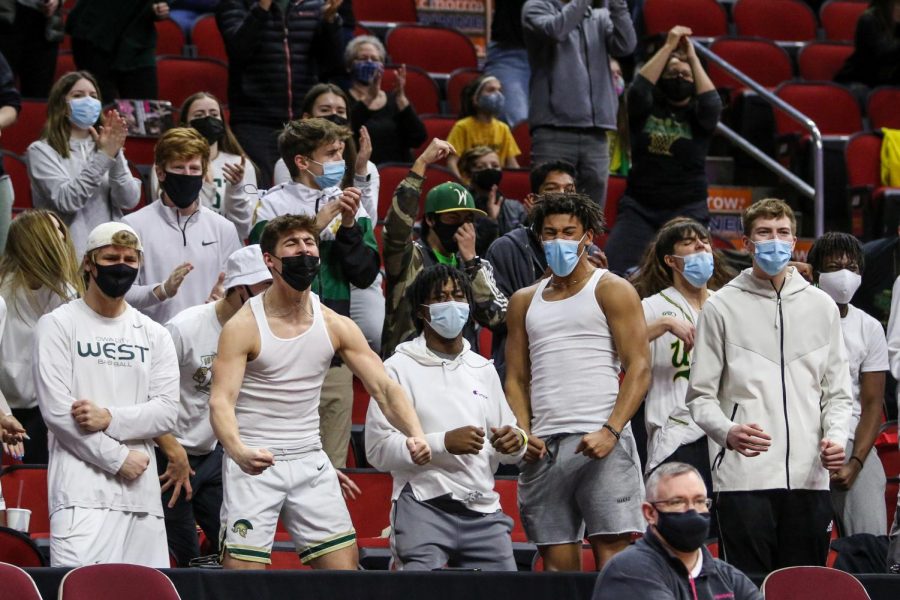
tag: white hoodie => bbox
[365,335,526,513]
[687,267,853,492]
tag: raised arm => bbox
[605,0,637,57]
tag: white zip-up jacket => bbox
[366,335,526,513]
[687,267,853,492]
[123,200,242,324]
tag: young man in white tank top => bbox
[210,214,432,570]
[505,193,651,571]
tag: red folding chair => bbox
[733,0,818,42]
[447,68,482,117]
[354,0,416,23]
[155,18,185,56]
[798,42,854,82]
[381,64,441,116]
[59,564,181,600]
[385,25,478,74]
[191,13,227,63]
[867,87,900,130]
[511,120,531,168]
[414,115,457,161]
[0,561,44,599]
[774,82,863,138]
[2,100,47,155]
[498,168,531,201]
[2,152,32,214]
[155,56,228,109]
[761,566,871,599]
[643,0,728,38]
[0,529,45,568]
[820,0,868,42]
[708,37,793,93]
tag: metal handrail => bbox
[693,41,825,237]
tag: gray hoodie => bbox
[523,0,636,130]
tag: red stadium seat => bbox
[761,566,869,600]
[54,51,77,86]
[867,87,900,130]
[511,121,531,168]
[478,326,492,359]
[191,14,227,63]
[447,68,482,117]
[733,0,818,42]
[875,421,899,478]
[499,168,531,201]
[3,100,47,156]
[0,530,45,568]
[124,137,158,168]
[342,470,393,540]
[0,465,49,537]
[820,0,868,42]
[352,376,369,426]
[420,165,460,220]
[354,0,416,23]
[643,0,728,38]
[59,564,181,600]
[0,561,44,598]
[495,477,526,542]
[2,152,32,213]
[376,163,413,221]
[385,25,478,75]
[155,18,185,56]
[156,56,228,109]
[774,82,863,137]
[845,132,896,238]
[798,42,854,82]
[381,65,441,116]
[415,115,456,161]
[708,37,793,93]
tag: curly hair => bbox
[527,193,605,235]
[407,265,474,334]
[807,232,865,275]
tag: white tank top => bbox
[236,292,335,450]
[525,268,621,437]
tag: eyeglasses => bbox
[650,498,713,512]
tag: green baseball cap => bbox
[424,182,487,216]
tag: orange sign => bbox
[707,186,754,213]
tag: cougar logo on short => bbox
[455,187,467,206]
[232,519,253,538]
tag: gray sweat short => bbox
[517,430,645,545]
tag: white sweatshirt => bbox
[0,281,69,409]
[366,335,526,513]
[150,151,256,240]
[272,158,379,223]
[34,299,179,517]
[27,138,141,257]
[123,200,242,324]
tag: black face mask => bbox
[93,263,138,298]
[162,171,204,209]
[471,168,503,190]
[431,220,460,254]
[189,116,226,145]
[321,113,350,128]
[655,509,710,552]
[658,77,694,103]
[277,254,320,292]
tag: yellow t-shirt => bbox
[446,117,521,164]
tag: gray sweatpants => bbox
[830,441,887,536]
[531,127,609,208]
[390,486,517,571]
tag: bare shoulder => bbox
[321,304,359,349]
[510,281,542,307]
[220,302,259,353]
[595,271,641,309]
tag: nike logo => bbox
[316,462,326,471]
[201,240,217,246]
[132,323,143,328]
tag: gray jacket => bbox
[523,0,636,130]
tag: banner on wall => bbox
[415,0,489,57]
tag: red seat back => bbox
[511,121,531,168]
[54,52,77,87]
[0,531,45,569]
[0,466,49,535]
[155,18,185,56]
[498,168,531,201]
[2,152,33,213]
[0,561,44,598]
[191,14,228,63]
[875,420,899,477]
[820,0,868,41]
[708,37,793,92]
[774,82,863,137]
[59,564,181,600]
[420,165,460,220]
[845,132,882,189]
[341,470,393,539]
[2,100,47,156]
[494,477,526,542]
[798,42,854,82]
[354,0,416,23]
[156,56,228,109]
[761,566,870,600]
[734,0,818,41]
[351,376,369,426]
[415,115,457,161]
[376,163,413,221]
[868,87,900,130]
[643,0,728,37]
[124,136,158,168]
[381,65,441,115]
[447,68,482,117]
[385,25,478,74]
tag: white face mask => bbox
[818,269,862,305]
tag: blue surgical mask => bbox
[678,251,714,288]
[307,158,345,189]
[543,234,586,277]
[68,96,101,129]
[477,92,505,115]
[613,75,626,97]
[425,301,470,340]
[753,239,793,276]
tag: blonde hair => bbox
[154,127,210,174]
[42,71,102,159]
[742,198,797,236]
[0,210,83,315]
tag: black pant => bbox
[716,489,832,575]
[155,445,224,567]
[11,406,49,465]
[71,38,157,101]
[230,121,281,189]
[0,5,59,98]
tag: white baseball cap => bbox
[223,245,272,290]
[84,222,143,254]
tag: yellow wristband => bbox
[516,428,529,449]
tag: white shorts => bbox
[49,507,168,567]
[220,449,355,564]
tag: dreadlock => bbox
[407,265,474,333]
[807,232,865,274]
[527,193,604,234]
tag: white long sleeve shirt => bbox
[365,335,526,513]
[34,299,179,517]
